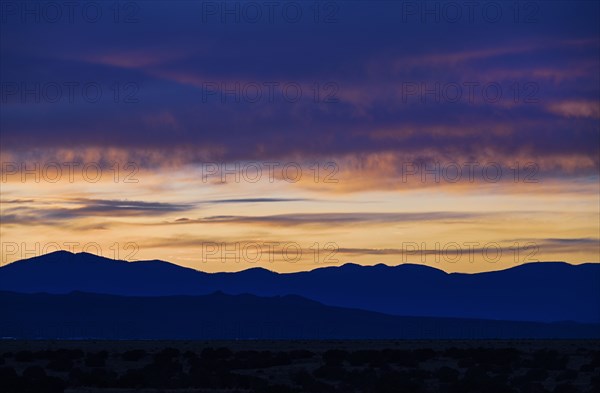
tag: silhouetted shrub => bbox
[236,373,271,391]
[590,350,600,366]
[323,349,348,366]
[15,350,34,362]
[289,350,314,360]
[514,382,550,393]
[408,368,432,381]
[215,347,233,358]
[121,349,147,361]
[25,376,66,393]
[259,384,299,393]
[528,349,568,370]
[291,369,338,393]
[347,350,378,366]
[32,350,49,360]
[556,369,577,381]
[36,349,84,361]
[479,348,519,366]
[18,365,66,393]
[23,365,47,379]
[313,364,346,380]
[0,366,22,393]
[228,350,290,369]
[126,357,185,388]
[47,357,73,372]
[183,350,198,360]
[375,370,427,393]
[463,366,490,382]
[436,366,460,383]
[553,383,579,393]
[187,362,269,391]
[447,347,521,371]
[155,347,180,361]
[450,366,515,393]
[445,347,475,360]
[118,369,146,388]
[342,368,378,389]
[67,367,84,385]
[291,368,314,386]
[392,349,424,367]
[77,368,117,387]
[202,347,231,360]
[452,377,514,393]
[525,368,549,382]
[84,351,108,367]
[413,348,436,361]
[187,364,217,388]
[65,349,84,360]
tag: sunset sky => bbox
[1,0,598,272]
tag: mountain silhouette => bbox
[1,251,599,323]
[1,290,598,340]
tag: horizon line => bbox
[2,249,598,275]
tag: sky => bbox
[0,0,599,272]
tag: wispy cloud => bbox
[203,198,312,204]
[1,198,195,226]
[195,212,486,226]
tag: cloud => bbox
[0,199,34,204]
[547,100,600,119]
[1,1,598,185]
[335,237,600,259]
[1,198,195,226]
[195,212,485,226]
[203,198,312,204]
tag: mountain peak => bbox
[49,250,75,256]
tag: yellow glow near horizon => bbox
[1,161,598,273]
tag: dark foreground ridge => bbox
[1,291,599,340]
[1,340,599,393]
[1,251,599,323]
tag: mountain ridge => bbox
[1,251,599,323]
[1,290,598,340]
[3,249,590,274]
